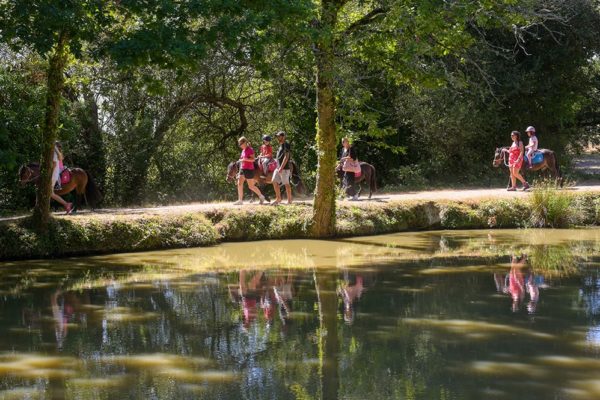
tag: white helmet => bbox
[526,126,536,133]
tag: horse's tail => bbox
[553,151,563,187]
[85,172,103,208]
[291,161,307,195]
[369,164,377,193]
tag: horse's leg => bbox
[368,170,372,199]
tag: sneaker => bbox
[259,195,266,205]
[522,182,530,191]
[507,187,517,192]
[271,201,281,206]
[54,184,62,191]
[65,203,73,214]
[233,200,243,205]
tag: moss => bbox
[1,193,599,260]
[215,205,312,240]
[0,214,218,260]
[439,202,485,229]
[476,199,530,228]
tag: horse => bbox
[492,147,562,187]
[336,162,377,199]
[19,162,102,213]
[226,160,306,200]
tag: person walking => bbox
[271,131,292,205]
[506,131,529,191]
[234,137,266,205]
[340,137,358,200]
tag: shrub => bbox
[529,181,574,228]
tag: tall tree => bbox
[0,1,116,229]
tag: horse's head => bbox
[18,163,39,187]
[493,148,505,168]
[226,161,239,182]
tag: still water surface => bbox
[1,229,600,399]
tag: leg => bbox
[247,179,265,203]
[51,176,72,213]
[236,176,246,204]
[509,168,517,189]
[272,182,282,204]
[50,193,68,207]
[284,183,292,204]
[344,171,356,198]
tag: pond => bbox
[0,229,600,399]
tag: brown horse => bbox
[336,162,377,199]
[19,163,102,212]
[226,160,306,199]
[493,147,562,187]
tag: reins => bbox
[21,166,40,184]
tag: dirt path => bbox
[4,152,600,222]
[2,184,598,223]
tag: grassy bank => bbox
[1,191,599,260]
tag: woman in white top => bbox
[525,126,538,168]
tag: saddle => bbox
[529,151,544,166]
[60,168,72,185]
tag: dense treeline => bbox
[1,0,599,219]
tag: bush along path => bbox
[1,191,599,260]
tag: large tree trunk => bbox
[32,32,69,230]
[311,0,341,237]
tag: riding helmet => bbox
[262,135,272,142]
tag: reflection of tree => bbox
[314,269,339,400]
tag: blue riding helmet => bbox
[262,135,272,142]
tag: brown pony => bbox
[493,147,562,187]
[336,162,377,199]
[19,163,102,212]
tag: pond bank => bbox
[1,193,599,260]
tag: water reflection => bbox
[494,254,547,314]
[0,229,600,399]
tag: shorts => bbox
[240,169,255,179]
[273,169,290,185]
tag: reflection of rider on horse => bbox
[19,141,102,214]
[493,126,562,190]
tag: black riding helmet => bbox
[262,135,272,142]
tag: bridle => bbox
[494,148,509,168]
[226,162,240,182]
[19,165,40,185]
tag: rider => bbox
[51,141,73,213]
[52,141,64,191]
[525,126,538,169]
[272,131,292,205]
[258,135,273,178]
[340,137,358,200]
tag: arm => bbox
[519,142,525,160]
[280,152,290,170]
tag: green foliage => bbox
[477,199,530,228]
[529,181,573,228]
[438,203,485,229]
[0,0,599,215]
[0,214,218,259]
